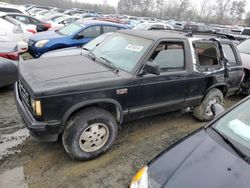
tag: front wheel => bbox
[62,107,118,160]
[193,88,224,122]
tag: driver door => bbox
[128,40,190,114]
[73,26,101,46]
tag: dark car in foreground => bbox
[28,20,129,57]
[130,96,250,188]
[15,30,243,160]
[0,57,18,87]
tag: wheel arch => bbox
[204,83,228,98]
[61,98,123,131]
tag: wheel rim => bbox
[205,97,219,117]
[79,123,109,152]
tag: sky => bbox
[78,0,250,12]
[76,0,119,6]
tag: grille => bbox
[19,81,30,109]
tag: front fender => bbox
[61,98,123,128]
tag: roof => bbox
[76,19,129,28]
[118,30,189,40]
[119,30,235,42]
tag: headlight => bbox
[31,98,42,116]
[130,166,149,188]
[35,40,49,48]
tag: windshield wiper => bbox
[55,29,63,35]
[87,51,96,61]
[99,56,119,73]
[212,127,250,163]
[82,47,89,51]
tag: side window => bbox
[148,25,157,30]
[222,44,237,65]
[194,42,219,67]
[30,18,39,24]
[157,25,165,30]
[14,16,30,24]
[149,42,185,72]
[103,26,118,33]
[82,26,101,38]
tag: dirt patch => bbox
[0,88,246,188]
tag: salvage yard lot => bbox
[0,87,245,188]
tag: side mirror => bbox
[74,34,84,39]
[144,61,160,75]
[211,103,225,117]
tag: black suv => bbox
[15,30,243,160]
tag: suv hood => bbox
[149,129,250,188]
[30,30,65,41]
[19,55,120,96]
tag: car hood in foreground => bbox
[19,55,121,96]
[148,129,250,188]
[30,30,65,41]
[40,46,83,58]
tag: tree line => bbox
[118,0,250,26]
[1,0,116,14]
[2,0,250,26]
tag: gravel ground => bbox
[0,87,245,188]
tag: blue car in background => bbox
[28,20,129,58]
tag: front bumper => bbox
[14,82,61,141]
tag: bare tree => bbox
[214,0,232,24]
[245,11,250,26]
[230,0,247,24]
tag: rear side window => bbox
[13,16,30,24]
[157,25,165,30]
[82,26,101,38]
[149,42,185,72]
[222,44,237,65]
[194,42,219,67]
[103,26,118,33]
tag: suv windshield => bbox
[91,33,153,72]
[83,33,111,51]
[58,22,83,36]
[213,99,250,157]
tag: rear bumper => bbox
[14,82,61,141]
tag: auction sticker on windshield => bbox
[125,44,143,52]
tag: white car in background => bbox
[48,16,81,30]
[133,22,174,30]
[35,10,50,19]
[0,15,36,42]
[0,36,28,53]
[28,8,46,16]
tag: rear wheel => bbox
[62,107,118,160]
[193,88,224,121]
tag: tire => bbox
[62,107,118,160]
[193,88,224,122]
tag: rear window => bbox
[241,29,250,36]
[194,42,219,67]
[222,44,237,65]
[103,26,118,33]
